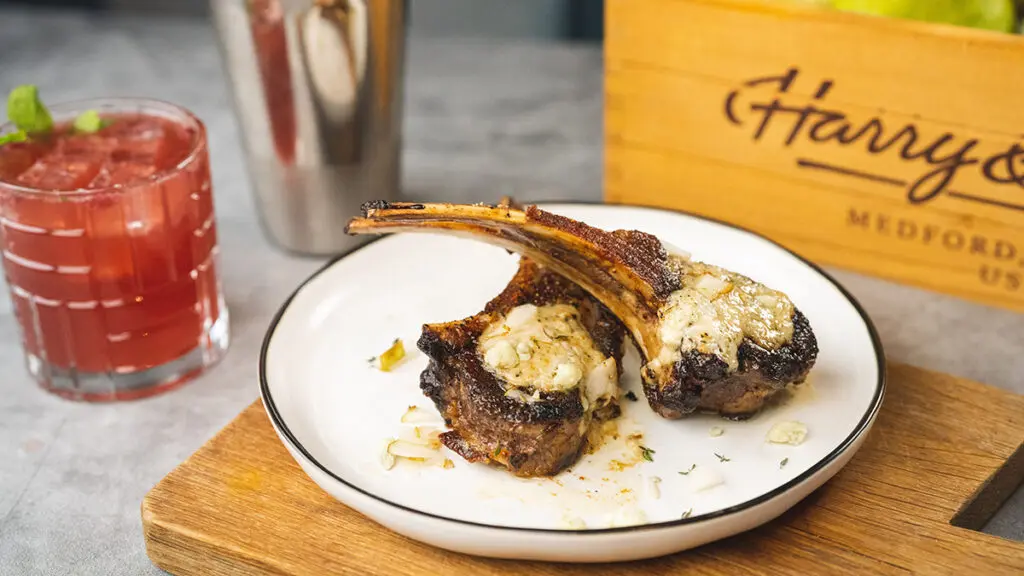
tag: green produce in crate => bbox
[831,0,1017,33]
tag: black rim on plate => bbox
[258,201,887,535]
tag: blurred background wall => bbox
[0,0,605,40]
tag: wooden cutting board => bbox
[141,363,1024,575]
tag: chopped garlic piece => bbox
[583,357,617,404]
[504,303,538,328]
[552,362,584,388]
[515,341,532,360]
[484,340,519,369]
[688,466,724,492]
[695,274,732,299]
[378,338,406,372]
[766,421,808,445]
[380,439,397,470]
[709,426,724,437]
[388,439,442,460]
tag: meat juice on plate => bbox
[0,97,229,401]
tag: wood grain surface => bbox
[604,0,1024,313]
[141,363,1024,575]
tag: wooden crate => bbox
[604,0,1024,312]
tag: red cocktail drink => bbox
[0,98,229,401]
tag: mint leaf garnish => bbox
[0,130,28,146]
[73,110,104,133]
[7,85,53,134]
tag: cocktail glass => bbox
[0,98,229,401]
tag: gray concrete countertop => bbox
[0,7,1020,575]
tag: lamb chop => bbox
[418,255,625,477]
[346,201,818,420]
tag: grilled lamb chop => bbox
[346,201,818,420]
[418,256,625,477]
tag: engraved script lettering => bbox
[724,68,1024,210]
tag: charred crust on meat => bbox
[416,257,625,477]
[526,206,681,300]
[740,310,817,383]
[643,309,818,420]
[359,200,426,215]
[360,199,393,213]
[418,357,448,423]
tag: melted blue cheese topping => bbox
[477,303,617,403]
[653,257,795,372]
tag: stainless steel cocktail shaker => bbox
[211,0,407,255]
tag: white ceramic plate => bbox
[259,203,885,563]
